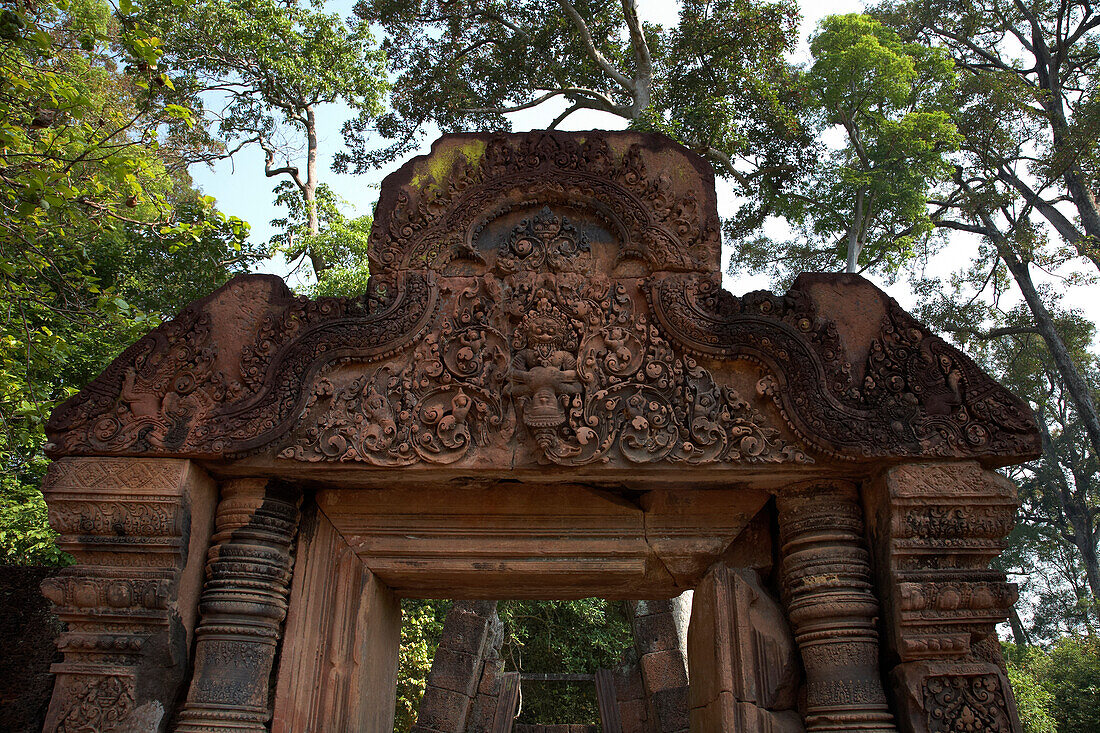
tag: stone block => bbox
[641,649,689,691]
[633,612,681,654]
[890,661,1021,733]
[429,648,484,696]
[413,686,472,733]
[650,686,690,732]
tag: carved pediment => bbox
[46,131,1040,470]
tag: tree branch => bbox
[554,0,633,92]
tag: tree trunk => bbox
[304,104,325,276]
[847,189,863,273]
[1075,517,1100,624]
[995,241,1100,478]
[1034,39,1100,267]
[1008,605,1030,648]
[1037,417,1100,625]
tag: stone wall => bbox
[0,565,61,733]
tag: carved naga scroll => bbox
[43,131,1040,473]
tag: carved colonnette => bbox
[174,479,301,732]
[39,457,216,733]
[865,462,1023,733]
[776,482,896,732]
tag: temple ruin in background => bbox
[38,130,1038,732]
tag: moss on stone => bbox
[409,139,487,191]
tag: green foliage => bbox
[144,0,386,157]
[142,0,387,273]
[735,13,961,282]
[347,0,812,239]
[1005,639,1100,733]
[1004,644,1058,733]
[499,599,633,724]
[0,0,255,565]
[394,599,450,733]
[270,182,372,295]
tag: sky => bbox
[186,0,1098,334]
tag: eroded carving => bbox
[923,673,1012,733]
[43,131,1038,468]
[647,272,1039,460]
[175,479,301,733]
[279,208,808,466]
[39,458,215,733]
[777,482,896,732]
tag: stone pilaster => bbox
[40,457,217,733]
[174,479,301,733]
[865,462,1022,733]
[687,564,802,732]
[776,481,896,732]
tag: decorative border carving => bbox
[40,457,215,733]
[646,272,1039,460]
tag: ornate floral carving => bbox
[55,675,135,733]
[279,208,809,466]
[40,457,215,733]
[923,674,1013,733]
[43,130,1039,467]
[46,272,437,457]
[368,132,722,279]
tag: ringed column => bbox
[776,480,896,732]
[174,478,301,732]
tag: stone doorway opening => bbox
[408,597,637,731]
[264,475,812,732]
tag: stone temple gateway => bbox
[38,131,1038,732]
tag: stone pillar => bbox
[687,564,802,732]
[174,479,301,733]
[272,503,401,733]
[776,481,896,732]
[412,600,501,733]
[40,457,217,733]
[865,462,1022,733]
[629,599,690,733]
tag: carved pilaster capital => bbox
[865,462,1020,666]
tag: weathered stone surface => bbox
[777,482,896,732]
[35,130,1038,733]
[865,463,1024,733]
[413,601,502,733]
[321,484,768,598]
[45,131,1038,471]
[688,565,800,729]
[39,458,215,733]
[271,504,400,733]
[890,661,1020,733]
[175,479,301,733]
[0,565,61,733]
